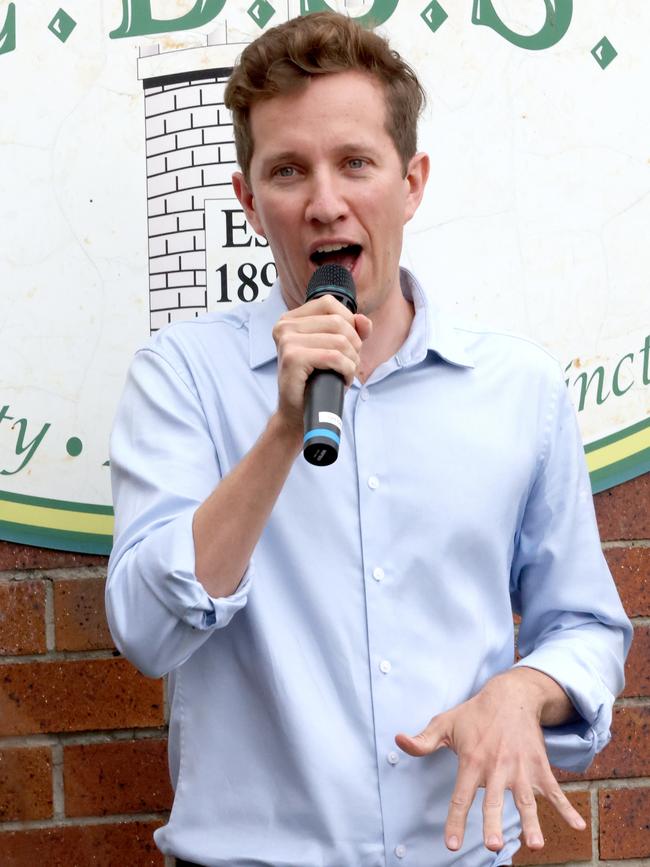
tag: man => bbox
[106,12,631,867]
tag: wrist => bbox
[266,410,303,456]
[496,666,577,726]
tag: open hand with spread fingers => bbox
[395,666,587,854]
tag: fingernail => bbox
[529,833,543,848]
[447,836,459,850]
[487,835,500,848]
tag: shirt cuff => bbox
[541,720,600,772]
[513,648,614,772]
[191,566,253,630]
[137,507,253,632]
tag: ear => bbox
[231,171,266,238]
[403,152,430,225]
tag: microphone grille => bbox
[306,264,357,309]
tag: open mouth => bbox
[310,243,362,272]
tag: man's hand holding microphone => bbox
[272,264,372,464]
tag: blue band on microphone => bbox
[303,428,340,446]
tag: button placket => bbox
[356,382,406,852]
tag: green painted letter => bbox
[640,335,650,385]
[1,419,51,476]
[472,0,572,50]
[0,2,16,55]
[574,367,609,412]
[300,0,398,28]
[612,353,634,397]
[110,0,226,40]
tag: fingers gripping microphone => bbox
[303,264,357,466]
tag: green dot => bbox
[421,1,448,33]
[66,437,83,457]
[591,36,617,70]
[48,9,77,43]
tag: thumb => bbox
[354,313,373,341]
[395,717,449,757]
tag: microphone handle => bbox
[303,369,344,466]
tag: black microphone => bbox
[303,263,357,466]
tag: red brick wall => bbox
[0,547,171,867]
[0,475,648,866]
[514,474,650,867]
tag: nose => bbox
[304,169,349,225]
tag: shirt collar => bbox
[247,268,475,370]
[248,281,288,369]
[399,268,475,369]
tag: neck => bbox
[357,285,414,384]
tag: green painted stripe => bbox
[2,417,649,556]
[0,489,114,515]
[585,416,650,453]
[589,447,650,495]
[0,521,112,556]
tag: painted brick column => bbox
[144,68,237,332]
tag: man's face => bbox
[232,70,428,315]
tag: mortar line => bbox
[0,649,120,664]
[44,575,55,653]
[0,811,169,832]
[591,784,599,865]
[0,728,169,748]
[0,566,108,582]
[51,741,65,821]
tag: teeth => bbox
[315,243,349,253]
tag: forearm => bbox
[192,411,303,598]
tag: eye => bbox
[347,158,367,170]
[275,165,296,178]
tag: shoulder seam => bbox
[539,374,564,473]
[135,346,201,403]
[453,326,560,364]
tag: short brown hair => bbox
[224,11,425,179]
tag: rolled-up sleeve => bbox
[106,347,251,678]
[510,374,632,771]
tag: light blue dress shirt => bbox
[106,269,631,867]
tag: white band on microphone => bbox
[318,411,342,431]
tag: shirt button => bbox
[379,659,391,674]
[372,566,385,582]
[395,844,407,858]
[360,387,370,400]
[368,475,379,489]
[387,751,400,765]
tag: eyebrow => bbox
[261,151,301,169]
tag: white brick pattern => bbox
[144,69,235,332]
